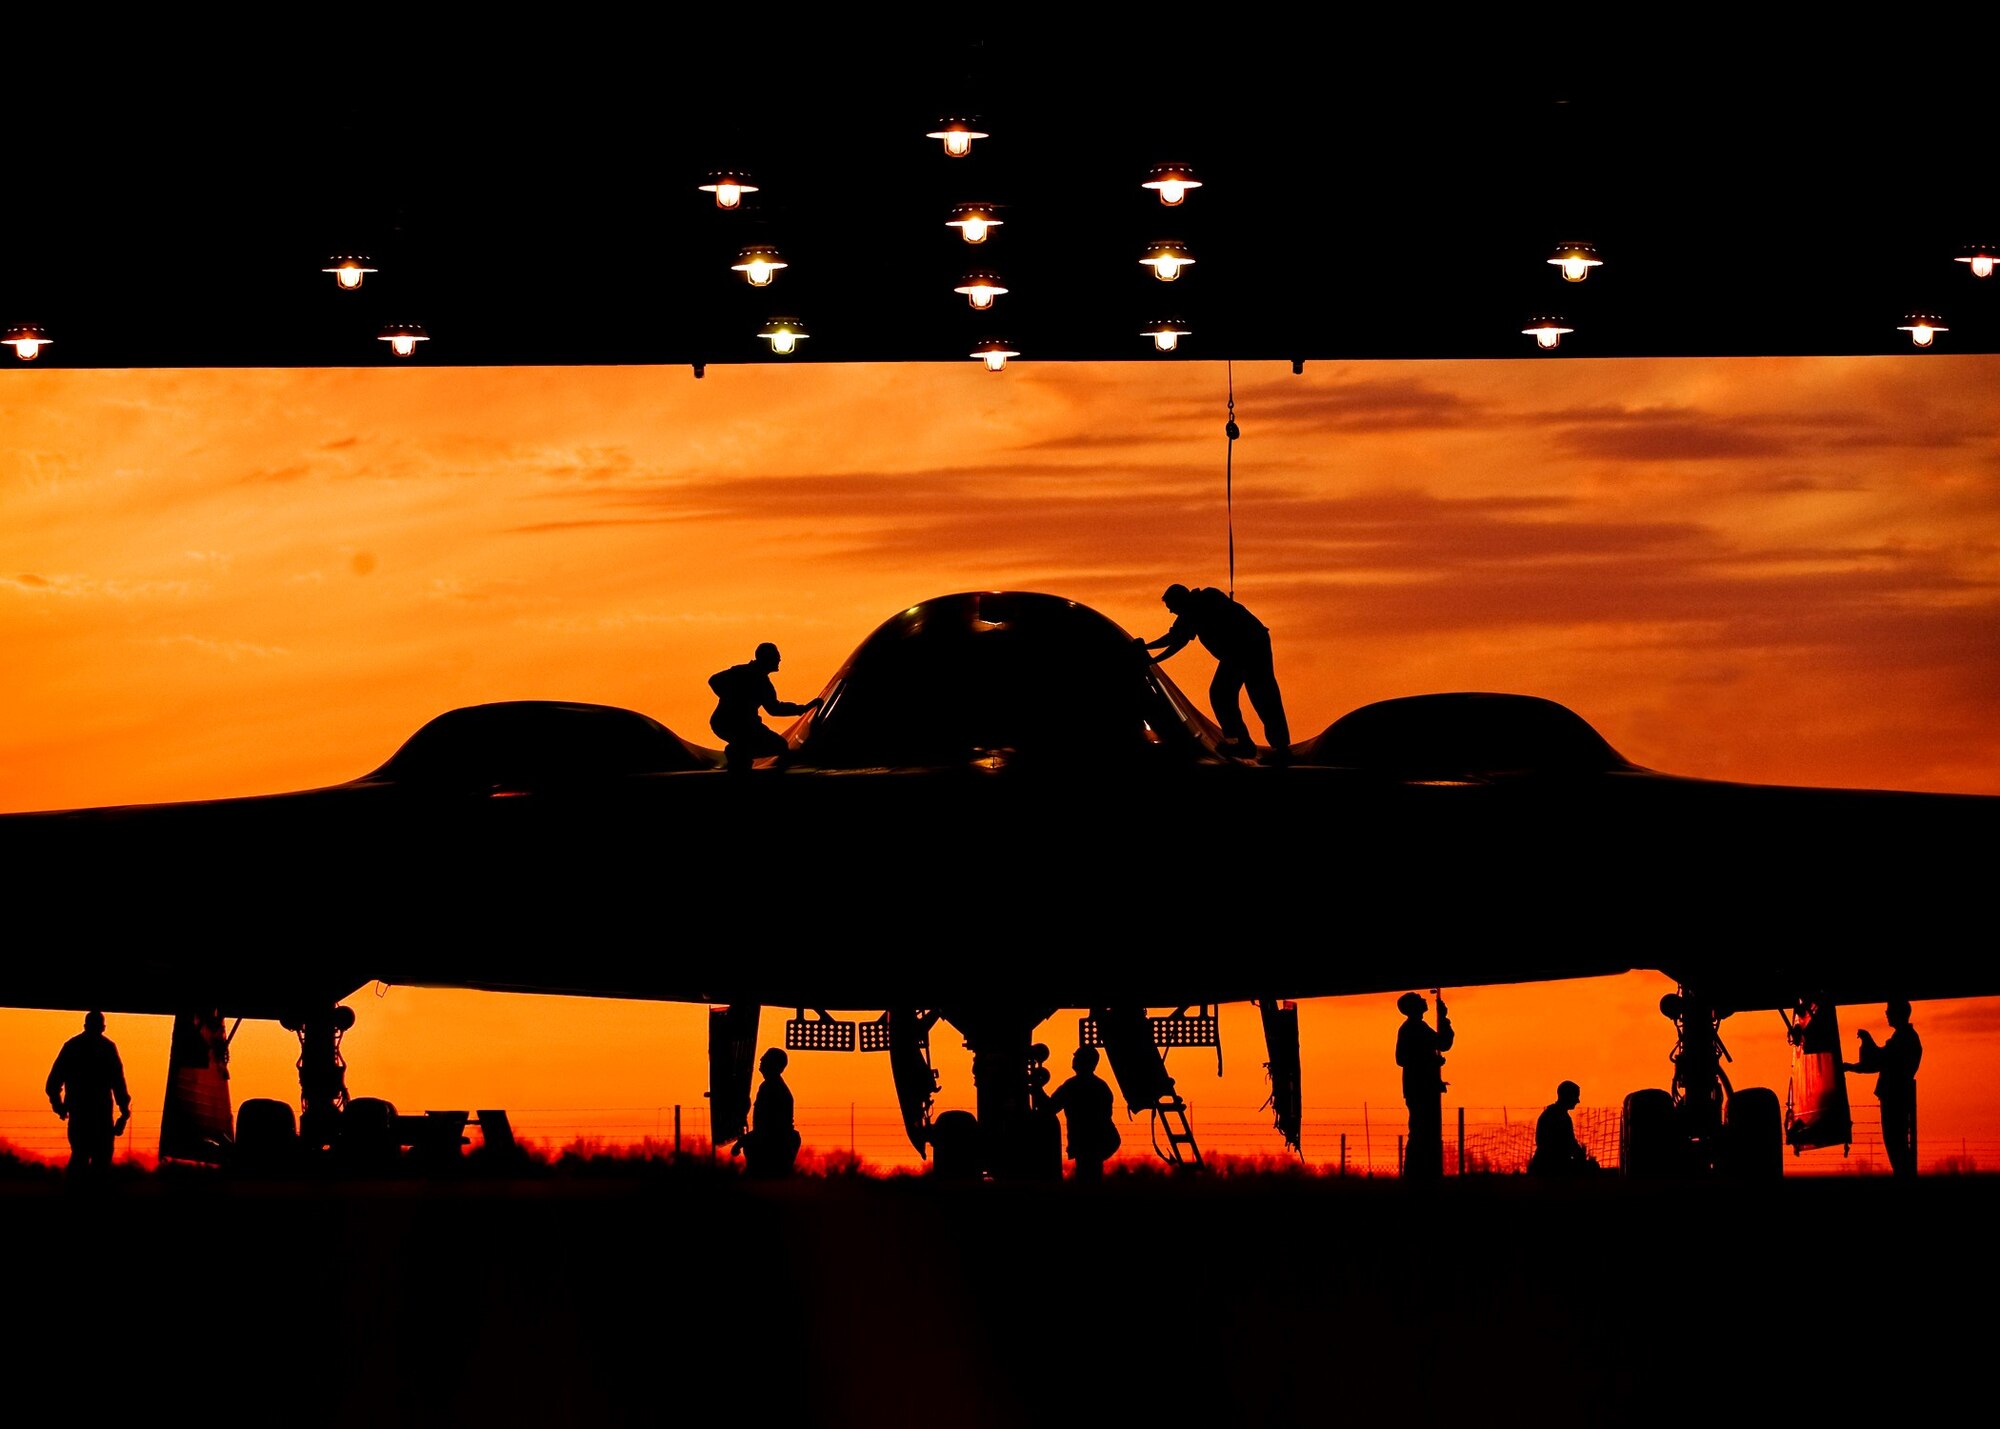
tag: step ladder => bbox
[1152,1096,1203,1168]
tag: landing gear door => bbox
[1785,994,1853,1155]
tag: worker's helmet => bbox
[83,1009,105,1033]
[1397,991,1426,1015]
[1558,1079,1581,1104]
[1161,583,1191,609]
[754,641,780,664]
[1072,1045,1100,1070]
[760,1046,788,1072]
[1888,998,1912,1024]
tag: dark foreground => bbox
[10,1168,1989,1426]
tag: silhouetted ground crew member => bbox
[734,1047,801,1178]
[1395,991,1453,1181]
[1137,584,1291,763]
[1845,1000,1922,1178]
[46,1010,131,1177]
[708,642,822,772]
[1530,1080,1597,1176]
[1044,1046,1120,1180]
[1022,1043,1064,1179]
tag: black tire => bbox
[337,1097,402,1172]
[926,1110,982,1180]
[233,1098,297,1173]
[1722,1086,1784,1179]
[1620,1089,1681,1177]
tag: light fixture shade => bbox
[1141,318,1191,351]
[758,317,808,354]
[3,321,51,359]
[321,254,377,290]
[1548,242,1603,282]
[926,116,988,157]
[1140,240,1195,281]
[1956,243,1997,278]
[377,321,430,357]
[1897,312,1947,347]
[1521,315,1574,350]
[730,245,788,286]
[698,170,759,209]
[1142,163,1203,206]
[946,203,1003,243]
[953,271,1008,309]
[971,338,1019,371]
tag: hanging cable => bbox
[1224,360,1239,599]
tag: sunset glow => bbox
[3,356,1997,1171]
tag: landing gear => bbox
[938,1004,1057,1178]
[281,1005,355,1152]
[1621,986,1782,1178]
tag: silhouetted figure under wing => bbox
[46,1010,130,1178]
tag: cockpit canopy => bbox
[1301,693,1634,779]
[794,591,1223,769]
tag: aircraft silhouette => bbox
[3,590,1993,1173]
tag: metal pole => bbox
[674,1104,682,1157]
[1364,1101,1371,1176]
[1457,1106,1465,1176]
[1398,1133,1405,1176]
[850,1102,855,1155]
[1340,1133,1347,1175]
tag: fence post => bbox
[674,1104,682,1157]
[1398,1133,1405,1175]
[1340,1133,1347,1175]
[1457,1106,1465,1176]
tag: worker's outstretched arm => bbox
[764,694,823,718]
[1138,634,1188,660]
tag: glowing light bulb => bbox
[746,260,774,285]
[759,320,807,354]
[1548,244,1602,282]
[699,173,759,210]
[954,275,1008,309]
[1899,314,1947,347]
[715,183,743,208]
[961,218,988,243]
[1522,318,1572,350]
[927,119,988,157]
[770,330,797,354]
[972,341,1018,371]
[377,323,429,357]
[336,265,365,289]
[983,350,1008,370]
[1153,331,1180,351]
[731,248,788,287]
[1158,181,1187,205]
[13,339,43,359]
[322,256,377,289]
[1143,166,1202,206]
[1155,258,1183,281]
[1973,255,1995,279]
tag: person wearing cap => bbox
[1844,1000,1923,1178]
[46,1010,131,1178]
[1043,1046,1120,1181]
[1394,991,1453,1180]
[707,641,822,772]
[1530,1080,1594,1176]
[1136,583,1291,764]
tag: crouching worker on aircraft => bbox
[708,642,822,772]
[1529,1080,1598,1177]
[734,1048,802,1178]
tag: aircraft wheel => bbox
[1620,1089,1680,1177]
[1722,1086,1784,1179]
[337,1097,402,1173]
[233,1098,297,1172]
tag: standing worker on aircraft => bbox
[1136,583,1291,763]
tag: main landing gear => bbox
[1621,986,1781,1178]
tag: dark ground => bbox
[8,1167,1989,1427]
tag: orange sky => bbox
[3,358,1997,1172]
